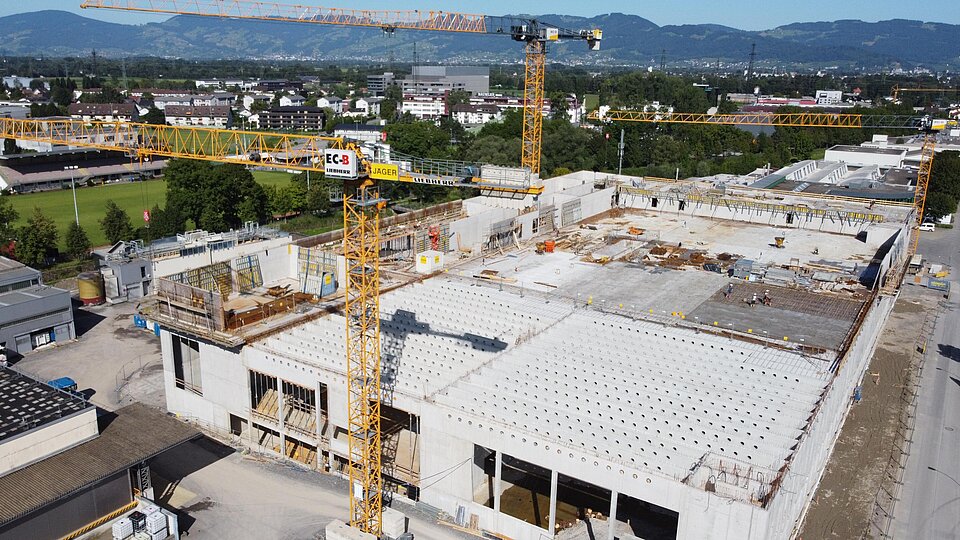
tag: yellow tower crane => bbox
[80,0,602,175]
[891,84,958,101]
[0,115,540,535]
[77,2,600,534]
[588,109,939,255]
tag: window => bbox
[172,335,202,395]
[140,265,147,279]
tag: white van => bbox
[919,222,936,232]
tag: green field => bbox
[253,170,296,189]
[5,171,297,249]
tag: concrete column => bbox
[276,382,285,457]
[607,491,618,540]
[547,469,558,535]
[493,451,503,512]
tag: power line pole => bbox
[747,43,756,80]
[660,49,666,71]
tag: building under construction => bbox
[144,172,913,540]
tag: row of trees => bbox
[0,195,147,268]
[925,151,960,220]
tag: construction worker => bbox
[724,283,734,298]
[751,293,758,307]
[762,290,772,306]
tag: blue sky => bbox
[4,0,959,29]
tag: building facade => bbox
[260,106,326,131]
[0,257,74,355]
[164,106,232,128]
[67,103,138,123]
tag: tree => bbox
[51,86,73,107]
[17,208,58,267]
[446,89,470,109]
[141,107,166,125]
[29,103,62,118]
[2,138,17,156]
[717,97,739,114]
[164,159,269,232]
[923,192,957,221]
[100,200,135,245]
[0,197,19,247]
[146,204,185,238]
[65,222,91,260]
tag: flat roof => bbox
[0,286,70,307]
[827,145,906,155]
[0,257,26,273]
[255,272,835,503]
[0,403,200,525]
[0,368,91,442]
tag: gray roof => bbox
[0,402,200,525]
[0,286,69,307]
[0,257,26,273]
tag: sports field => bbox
[4,170,296,249]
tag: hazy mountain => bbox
[0,10,956,69]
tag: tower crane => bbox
[0,115,539,535]
[76,2,600,535]
[80,0,602,176]
[891,84,958,102]
[588,109,941,255]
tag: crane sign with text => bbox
[323,149,358,179]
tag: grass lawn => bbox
[252,170,296,189]
[7,180,168,249]
[5,170,298,249]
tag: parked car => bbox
[919,222,936,232]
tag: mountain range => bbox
[1,10,957,69]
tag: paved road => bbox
[893,226,960,540]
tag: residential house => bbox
[401,95,446,120]
[194,93,236,107]
[67,103,138,123]
[279,94,307,107]
[317,96,344,114]
[152,95,196,111]
[451,104,501,126]
[355,97,383,117]
[164,106,232,128]
[243,94,273,111]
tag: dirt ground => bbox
[798,285,942,539]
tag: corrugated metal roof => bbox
[0,403,200,525]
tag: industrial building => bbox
[0,257,75,355]
[140,171,911,540]
[397,66,490,96]
[0,367,198,539]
